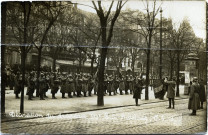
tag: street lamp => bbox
[159,8,163,80]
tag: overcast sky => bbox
[75,0,206,42]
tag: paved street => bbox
[1,98,206,134]
[3,85,186,120]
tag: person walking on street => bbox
[199,79,206,109]
[166,77,176,109]
[133,77,143,106]
[188,77,200,115]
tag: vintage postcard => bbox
[1,0,207,134]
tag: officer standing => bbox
[166,77,176,109]
[188,77,200,115]
[133,77,143,106]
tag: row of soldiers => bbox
[11,71,145,100]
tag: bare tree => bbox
[172,19,198,96]
[92,1,126,106]
[31,2,64,96]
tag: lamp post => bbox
[159,8,163,80]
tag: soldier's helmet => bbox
[40,73,44,77]
[193,77,198,82]
[30,71,34,76]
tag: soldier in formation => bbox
[10,70,148,101]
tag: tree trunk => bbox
[36,48,42,97]
[20,48,26,114]
[97,20,107,106]
[176,51,180,97]
[97,47,107,106]
[145,33,152,100]
[1,2,7,115]
[52,56,56,72]
[145,49,150,100]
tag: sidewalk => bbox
[2,85,188,122]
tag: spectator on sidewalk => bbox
[199,79,205,109]
[188,77,200,115]
[133,77,143,106]
[166,77,176,109]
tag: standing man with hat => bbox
[188,77,200,115]
[166,77,176,109]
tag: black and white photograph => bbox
[1,0,207,134]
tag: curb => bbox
[1,97,188,123]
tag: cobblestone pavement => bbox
[1,98,206,134]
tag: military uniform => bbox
[124,75,129,94]
[88,75,94,96]
[128,75,134,94]
[93,78,98,95]
[60,76,67,98]
[14,73,22,99]
[104,74,108,95]
[76,74,82,97]
[188,78,200,115]
[67,74,75,98]
[119,76,125,95]
[39,73,47,100]
[133,78,143,106]
[26,73,35,100]
[107,76,114,96]
[51,74,59,99]
[82,74,89,97]
[199,80,206,109]
[166,79,176,109]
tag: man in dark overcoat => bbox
[166,77,176,109]
[133,77,143,106]
[188,77,200,115]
